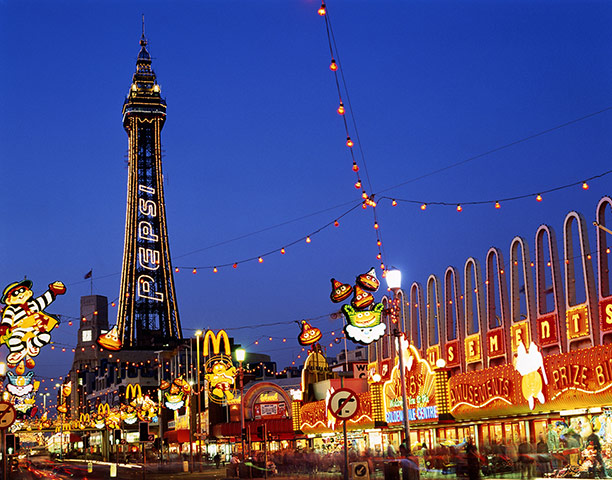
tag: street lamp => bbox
[235,348,246,459]
[195,330,203,470]
[39,393,50,412]
[386,269,411,454]
[55,383,64,460]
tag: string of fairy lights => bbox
[318,1,388,273]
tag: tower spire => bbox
[117,28,181,349]
[141,14,146,46]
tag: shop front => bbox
[445,342,612,475]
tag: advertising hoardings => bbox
[449,342,612,419]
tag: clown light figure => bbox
[0,280,65,369]
[514,341,548,409]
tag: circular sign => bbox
[328,388,359,421]
[0,402,16,430]
[351,462,370,479]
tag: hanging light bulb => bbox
[376,253,382,260]
[362,202,367,209]
[352,162,359,172]
[420,203,427,211]
[318,2,326,15]
[233,263,238,269]
[362,192,368,199]
[392,199,397,206]
[377,240,382,246]
[346,137,354,147]
[457,204,463,212]
[374,222,379,229]
[192,268,197,274]
[536,194,542,202]
[281,248,286,254]
[213,267,218,273]
[111,302,116,307]
[337,102,345,115]
[306,236,311,243]
[258,257,264,263]
[329,59,338,71]
[334,220,339,227]
[354,180,361,189]
[583,181,589,190]
[175,267,179,273]
[495,201,501,209]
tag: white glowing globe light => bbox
[386,269,402,290]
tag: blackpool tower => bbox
[115,32,182,349]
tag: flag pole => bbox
[90,269,93,295]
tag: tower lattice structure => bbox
[117,33,182,348]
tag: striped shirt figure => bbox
[0,279,65,369]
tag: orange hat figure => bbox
[0,279,65,369]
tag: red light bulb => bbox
[318,3,326,15]
[329,59,338,71]
[337,102,345,115]
[346,137,354,147]
[355,180,361,189]
[352,162,359,172]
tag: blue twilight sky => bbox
[1,0,612,391]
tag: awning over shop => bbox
[213,418,294,441]
[164,429,191,444]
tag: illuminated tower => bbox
[116,32,182,348]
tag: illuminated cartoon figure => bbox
[0,279,65,368]
[514,341,548,409]
[205,359,237,402]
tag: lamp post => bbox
[235,348,246,459]
[39,393,50,412]
[386,269,411,454]
[195,330,203,470]
[55,383,64,460]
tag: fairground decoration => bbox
[0,279,65,369]
[92,402,121,429]
[6,371,40,417]
[124,383,157,422]
[57,382,71,414]
[383,334,438,424]
[329,268,385,345]
[96,325,122,351]
[298,320,322,346]
[203,330,237,404]
[514,341,548,410]
[160,376,191,410]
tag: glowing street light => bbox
[235,348,247,458]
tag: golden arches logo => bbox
[97,403,111,416]
[126,383,143,400]
[203,330,230,356]
[79,413,90,428]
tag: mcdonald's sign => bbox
[203,330,231,356]
[126,383,143,400]
[79,413,90,429]
[97,403,111,416]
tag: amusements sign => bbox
[449,342,612,419]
